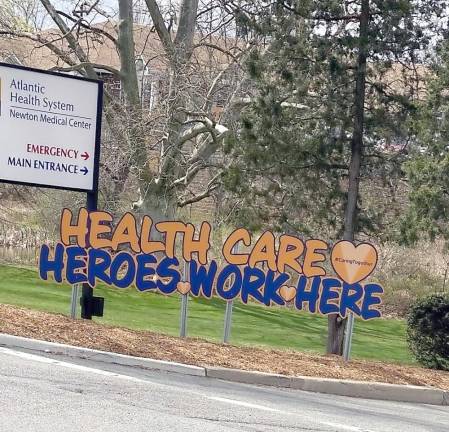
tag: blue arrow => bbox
[80,166,88,175]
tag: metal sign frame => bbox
[0,62,103,193]
[0,62,104,320]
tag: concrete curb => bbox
[0,333,206,377]
[0,333,447,406]
[206,367,449,406]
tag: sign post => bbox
[343,312,355,361]
[80,188,100,319]
[0,62,103,319]
[223,300,233,343]
[179,260,189,337]
[223,243,239,343]
[70,284,80,319]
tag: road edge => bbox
[0,333,447,406]
[0,333,206,377]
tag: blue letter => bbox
[157,257,180,294]
[319,278,341,315]
[295,276,321,313]
[340,282,363,318]
[263,271,288,306]
[39,243,65,283]
[135,254,157,292]
[361,284,384,320]
[88,248,112,286]
[189,260,218,298]
[110,252,135,289]
[241,266,265,304]
[65,246,87,285]
[216,265,242,300]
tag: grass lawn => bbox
[0,264,413,364]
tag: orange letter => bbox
[60,208,88,247]
[183,222,211,265]
[111,213,140,252]
[222,228,251,265]
[140,216,165,254]
[277,235,304,274]
[248,231,277,271]
[156,222,187,258]
[303,239,328,277]
[89,211,112,249]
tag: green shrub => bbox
[407,294,449,370]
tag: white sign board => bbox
[0,63,102,192]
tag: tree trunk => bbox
[140,0,200,220]
[327,316,347,355]
[138,181,178,222]
[327,0,370,356]
[118,0,140,107]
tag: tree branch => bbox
[174,0,199,51]
[0,30,76,67]
[144,0,174,55]
[39,0,98,79]
[55,10,118,45]
[50,62,123,78]
[177,173,221,207]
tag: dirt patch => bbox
[0,304,448,390]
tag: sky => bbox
[40,0,180,28]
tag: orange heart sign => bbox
[331,241,378,285]
[177,281,191,295]
[279,285,297,302]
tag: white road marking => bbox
[207,396,283,413]
[320,421,370,432]
[207,396,376,431]
[0,347,147,383]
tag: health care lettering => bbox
[39,209,384,320]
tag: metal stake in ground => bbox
[70,284,80,319]
[179,260,189,338]
[223,243,239,343]
[343,312,355,361]
[223,301,233,343]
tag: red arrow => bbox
[81,152,90,160]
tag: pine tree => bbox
[224,0,442,355]
[402,40,449,244]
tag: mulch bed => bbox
[0,303,448,390]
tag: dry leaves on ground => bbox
[0,304,448,390]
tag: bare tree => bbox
[0,0,248,219]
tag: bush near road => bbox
[407,294,449,371]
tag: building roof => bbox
[0,21,240,75]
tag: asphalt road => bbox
[0,347,448,432]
